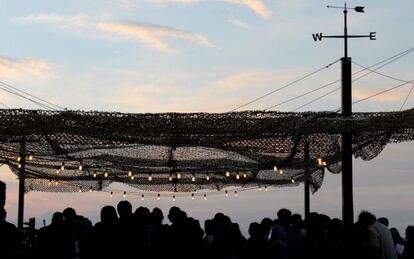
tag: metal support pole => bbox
[18,141,26,230]
[341,57,354,230]
[304,141,310,220]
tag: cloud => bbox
[225,0,272,20]
[97,22,215,53]
[353,88,409,102]
[13,13,214,53]
[13,13,89,29]
[210,71,271,92]
[0,56,52,80]
[149,0,202,4]
[228,17,249,29]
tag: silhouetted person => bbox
[403,226,414,259]
[0,207,19,258]
[271,208,291,259]
[37,212,64,259]
[390,227,405,258]
[260,217,273,240]
[378,217,390,227]
[116,201,135,259]
[94,206,119,259]
[358,211,397,259]
[245,222,270,259]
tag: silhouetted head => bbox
[117,200,132,219]
[101,206,118,224]
[260,218,273,237]
[290,214,303,228]
[328,218,344,240]
[390,227,403,245]
[135,206,151,223]
[63,207,77,224]
[377,217,389,227]
[168,206,181,224]
[151,207,164,225]
[0,207,6,221]
[406,226,414,239]
[51,211,63,225]
[277,208,292,224]
[248,222,262,239]
[204,219,214,235]
[358,211,376,229]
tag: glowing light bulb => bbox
[157,193,161,200]
[128,171,132,177]
[265,186,268,192]
[236,173,240,180]
[104,171,108,178]
[148,174,152,181]
[225,171,230,177]
[89,187,93,193]
[273,165,278,171]
[55,181,58,186]
[291,178,295,183]
[317,158,322,166]
[93,172,97,178]
[28,154,33,161]
[78,187,82,193]
[234,191,238,197]
[110,192,113,197]
[48,180,52,186]
[191,174,196,182]
[177,173,181,179]
[322,161,327,166]
[225,190,228,197]
[17,163,21,169]
[141,194,145,201]
[16,156,21,162]
[203,194,207,201]
[123,191,126,198]
[173,195,176,201]
[206,174,210,181]
[131,175,135,180]
[243,173,247,178]
[279,169,284,175]
[78,164,83,171]
[60,162,65,171]
[56,169,60,174]
[192,193,195,200]
[168,174,173,181]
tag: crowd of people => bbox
[0,201,413,259]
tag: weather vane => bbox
[312,3,376,58]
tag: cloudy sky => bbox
[0,0,413,234]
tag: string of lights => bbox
[229,59,340,112]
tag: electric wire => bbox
[400,83,414,111]
[0,80,65,110]
[0,101,10,109]
[286,47,414,112]
[229,59,340,112]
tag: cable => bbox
[229,59,340,112]
[0,80,65,110]
[0,84,56,110]
[352,79,414,106]
[0,101,10,109]
[400,84,414,111]
[287,47,414,112]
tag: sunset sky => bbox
[0,0,413,235]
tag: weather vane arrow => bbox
[312,4,377,58]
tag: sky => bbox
[0,0,413,235]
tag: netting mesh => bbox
[0,108,412,193]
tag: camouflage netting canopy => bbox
[0,108,413,194]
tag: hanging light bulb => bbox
[123,191,126,198]
[60,162,65,171]
[104,171,108,178]
[322,161,327,167]
[317,157,323,166]
[191,173,196,182]
[259,185,262,192]
[48,180,52,186]
[148,174,153,181]
[168,174,173,181]
[265,186,268,192]
[128,171,132,177]
[291,178,295,183]
[157,193,161,200]
[173,195,176,201]
[56,169,60,174]
[225,190,228,197]
[131,174,135,180]
[89,187,93,193]
[141,194,145,201]
[17,163,21,169]
[28,154,33,161]
[110,191,113,197]
[273,165,278,171]
[78,162,83,171]
[236,173,240,180]
[16,156,21,162]
[191,193,195,200]
[203,194,207,201]
[93,171,97,178]
[225,171,230,177]
[177,173,181,179]
[78,187,82,193]
[206,174,210,181]
[55,180,58,186]
[234,191,238,197]
[279,169,284,175]
[243,172,247,178]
